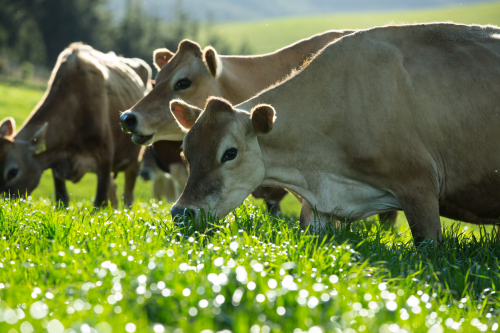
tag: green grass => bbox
[0,198,499,333]
[2,5,500,329]
[203,2,500,54]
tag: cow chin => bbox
[131,133,154,145]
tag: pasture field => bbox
[0,198,499,333]
[2,3,500,331]
[205,2,500,54]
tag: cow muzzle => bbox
[120,112,155,145]
[171,205,197,223]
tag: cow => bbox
[120,29,369,217]
[167,23,500,245]
[140,141,188,202]
[140,146,182,202]
[0,43,151,207]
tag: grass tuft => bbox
[0,198,499,332]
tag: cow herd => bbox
[2,23,500,244]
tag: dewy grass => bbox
[0,198,499,333]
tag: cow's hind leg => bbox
[53,173,69,207]
[108,174,118,208]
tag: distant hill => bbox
[106,0,498,21]
[202,1,500,54]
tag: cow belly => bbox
[439,175,500,224]
[317,175,402,220]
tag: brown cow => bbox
[120,30,364,217]
[140,146,183,202]
[139,141,189,202]
[0,43,151,207]
[168,23,500,244]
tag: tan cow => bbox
[120,29,354,143]
[0,43,151,207]
[168,23,500,244]
[120,29,361,217]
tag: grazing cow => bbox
[168,23,500,244]
[140,147,181,202]
[0,43,151,207]
[120,29,361,216]
[140,141,188,202]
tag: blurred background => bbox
[1,0,500,215]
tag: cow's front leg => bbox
[379,210,398,230]
[123,162,140,207]
[398,190,442,246]
[94,163,112,208]
[53,173,69,207]
[299,200,333,231]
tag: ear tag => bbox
[32,137,46,154]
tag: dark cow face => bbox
[120,39,223,145]
[0,118,47,198]
[169,97,276,221]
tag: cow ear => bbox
[203,46,222,78]
[0,117,15,137]
[250,104,276,135]
[29,122,48,154]
[153,48,174,71]
[170,100,202,130]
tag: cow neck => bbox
[237,54,336,206]
[217,30,348,105]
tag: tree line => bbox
[0,0,251,77]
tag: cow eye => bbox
[6,168,18,181]
[175,78,191,90]
[221,148,237,163]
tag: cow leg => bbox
[398,192,442,246]
[153,177,164,201]
[169,163,189,189]
[163,175,177,203]
[123,162,139,208]
[53,174,69,207]
[108,175,118,208]
[94,165,112,208]
[379,210,398,230]
[265,200,280,215]
[299,200,333,231]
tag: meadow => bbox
[1,2,500,332]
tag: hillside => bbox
[106,0,497,21]
[203,1,500,54]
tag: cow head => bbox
[0,118,47,198]
[169,97,276,221]
[120,39,224,145]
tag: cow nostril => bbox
[121,113,137,131]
